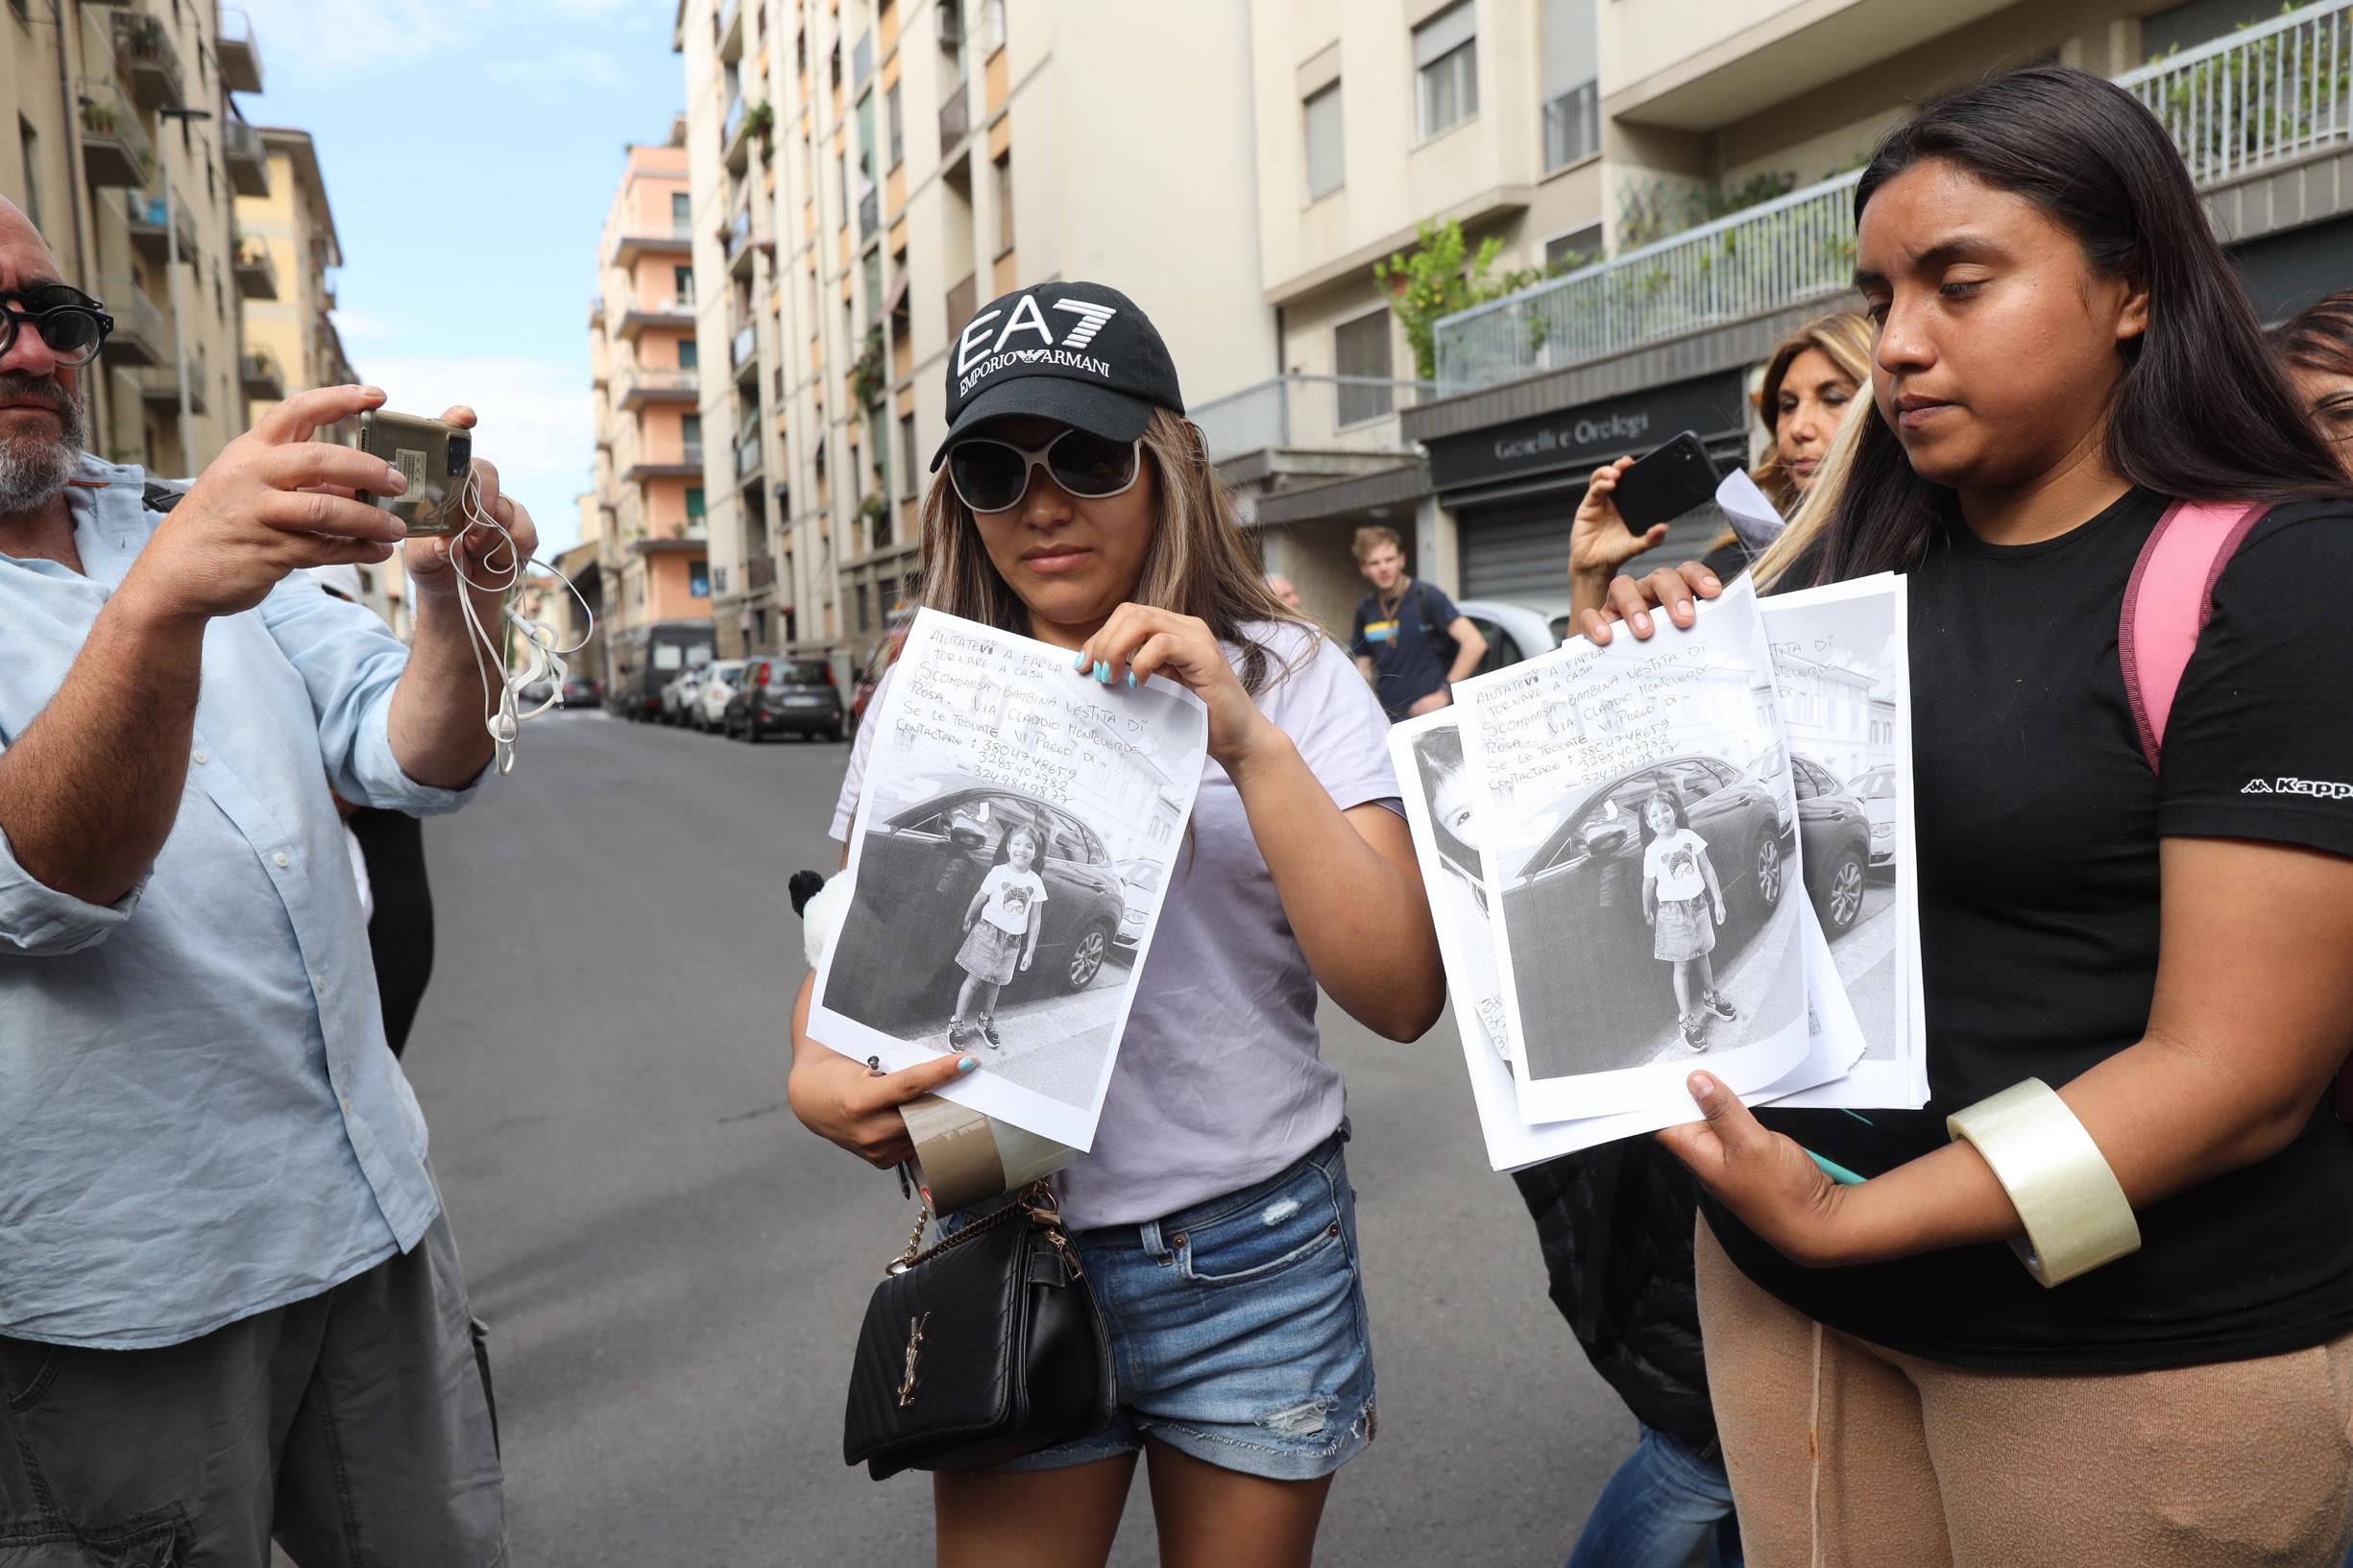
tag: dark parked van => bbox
[608,621,716,720]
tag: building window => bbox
[1414,2,1478,140]
[673,264,693,302]
[981,0,1006,57]
[856,581,872,632]
[690,561,712,597]
[899,411,917,497]
[1303,82,1344,201]
[686,486,706,519]
[886,82,904,169]
[1334,308,1394,426]
[677,337,699,369]
[670,190,691,230]
[17,120,39,233]
[1544,223,1602,275]
[992,151,1013,256]
[682,413,703,458]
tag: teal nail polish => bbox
[1072,649,1089,670]
[957,1055,979,1073]
[1125,671,1137,689]
[1094,661,1110,683]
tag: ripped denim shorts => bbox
[959,1122,1375,1482]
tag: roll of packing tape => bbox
[900,1095,1077,1215]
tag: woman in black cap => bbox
[789,281,1444,1566]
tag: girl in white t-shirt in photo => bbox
[790,280,1443,1568]
[1639,788,1734,1050]
[950,824,1045,1050]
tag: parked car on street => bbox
[1110,857,1162,955]
[609,620,715,720]
[724,656,845,742]
[1503,755,1790,1055]
[1453,594,1576,675]
[691,660,749,733]
[560,675,601,709]
[1848,764,1900,868]
[826,784,1129,1031]
[658,664,705,726]
[1789,754,1874,936]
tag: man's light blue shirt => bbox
[0,456,480,1349]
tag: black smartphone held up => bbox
[354,411,473,538]
[1612,429,1720,534]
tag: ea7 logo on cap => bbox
[956,293,1120,393]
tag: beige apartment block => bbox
[1395,0,2353,610]
[1225,0,1607,635]
[676,0,1276,677]
[587,129,714,705]
[2,0,266,476]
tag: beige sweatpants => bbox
[1694,1218,2353,1568]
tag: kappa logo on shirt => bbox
[2244,776,2353,801]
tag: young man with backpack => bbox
[1348,525,1487,722]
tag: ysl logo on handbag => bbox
[897,1312,931,1409]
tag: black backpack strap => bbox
[142,481,189,515]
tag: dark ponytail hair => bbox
[1817,65,2352,584]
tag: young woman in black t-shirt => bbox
[1581,66,2353,1566]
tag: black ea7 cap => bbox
[930,280,1184,470]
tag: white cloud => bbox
[355,355,593,554]
[485,47,624,86]
[327,309,400,341]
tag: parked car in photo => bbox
[1503,756,1790,1055]
[560,675,601,709]
[1110,857,1163,955]
[1789,754,1874,937]
[609,621,715,720]
[1848,764,1900,868]
[826,784,1129,1032]
[658,664,705,725]
[1453,594,1576,675]
[726,656,845,742]
[691,660,750,733]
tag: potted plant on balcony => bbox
[743,101,775,152]
[848,326,886,407]
[1373,217,1544,383]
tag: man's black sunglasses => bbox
[0,285,113,368]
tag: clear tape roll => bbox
[1947,1078,2141,1288]
[899,1095,1077,1215]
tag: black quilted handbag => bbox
[842,1184,1116,1481]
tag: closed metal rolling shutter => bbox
[1459,495,1733,600]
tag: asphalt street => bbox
[400,709,1645,1567]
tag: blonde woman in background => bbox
[1565,311,1874,615]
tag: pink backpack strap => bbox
[2120,500,2266,772]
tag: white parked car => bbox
[1848,764,1901,868]
[659,663,705,725]
[1452,594,1577,675]
[693,660,750,732]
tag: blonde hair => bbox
[1351,524,1404,561]
[1748,383,1873,591]
[1751,311,1875,513]
[917,407,1315,693]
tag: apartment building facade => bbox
[1405,0,2353,601]
[1219,0,1609,634]
[3,0,266,475]
[588,131,714,694]
[671,0,1276,677]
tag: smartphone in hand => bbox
[1612,430,1720,534]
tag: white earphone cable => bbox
[439,467,595,775]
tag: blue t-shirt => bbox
[1351,580,1459,720]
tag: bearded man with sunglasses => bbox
[0,200,512,1560]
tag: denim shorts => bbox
[949,1123,1376,1482]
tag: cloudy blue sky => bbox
[237,0,689,551]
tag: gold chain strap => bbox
[884,1180,1077,1279]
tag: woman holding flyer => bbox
[788,281,1443,1568]
[1579,66,2353,1566]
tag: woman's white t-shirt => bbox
[831,621,1400,1228]
[1644,828,1709,904]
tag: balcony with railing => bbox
[137,347,207,413]
[622,440,704,482]
[746,553,777,590]
[123,188,195,264]
[938,84,970,155]
[1193,374,1441,467]
[232,233,279,300]
[241,348,284,398]
[616,293,693,340]
[726,202,758,278]
[731,321,758,372]
[217,7,262,93]
[735,429,764,479]
[717,0,744,63]
[224,120,271,198]
[857,185,879,241]
[616,365,699,410]
[608,217,693,268]
[93,273,165,366]
[1434,0,2353,396]
[112,12,184,109]
[77,80,152,187]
